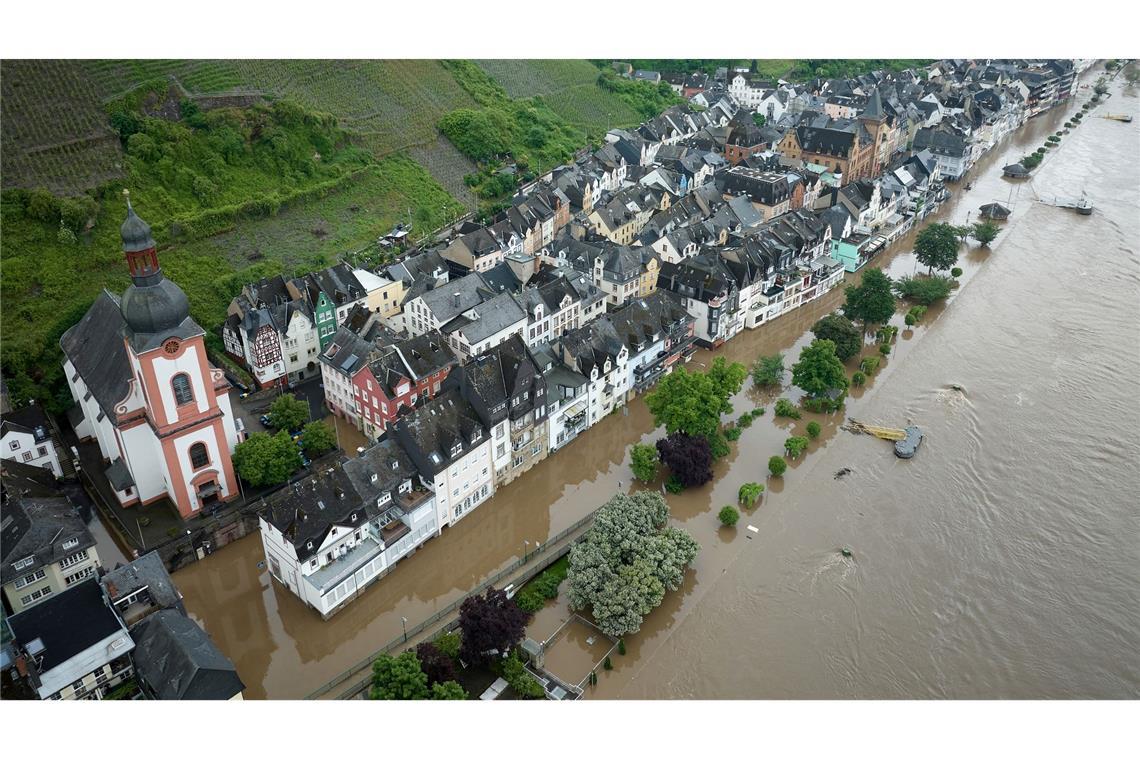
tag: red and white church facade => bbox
[61,197,240,519]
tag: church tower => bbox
[859,88,890,177]
[118,193,239,518]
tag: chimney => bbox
[357,446,366,458]
[453,292,461,308]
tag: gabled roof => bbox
[59,291,132,422]
[8,578,130,682]
[131,609,243,700]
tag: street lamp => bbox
[523,540,530,562]
[401,616,408,643]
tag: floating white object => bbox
[747,525,759,534]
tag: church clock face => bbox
[163,338,181,355]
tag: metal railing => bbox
[304,508,598,700]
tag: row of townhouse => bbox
[222,264,405,388]
[265,291,696,619]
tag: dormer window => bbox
[450,443,462,457]
[370,473,378,484]
[378,492,391,506]
[62,538,79,551]
[14,556,34,571]
[471,429,482,443]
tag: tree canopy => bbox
[644,357,746,439]
[894,274,954,305]
[370,649,468,700]
[914,222,961,273]
[792,339,850,399]
[811,313,863,361]
[738,482,764,507]
[458,587,532,667]
[301,420,337,457]
[232,431,302,486]
[971,220,1000,246]
[415,642,457,687]
[842,268,896,331]
[566,491,699,638]
[370,651,429,700]
[656,432,713,489]
[268,393,309,431]
[629,443,660,483]
[751,353,785,388]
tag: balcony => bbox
[395,488,433,513]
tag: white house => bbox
[259,439,438,619]
[1,405,62,478]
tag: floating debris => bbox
[834,467,853,480]
[840,548,853,558]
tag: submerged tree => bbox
[566,491,699,638]
[458,587,532,667]
[842,268,896,334]
[914,222,962,273]
[811,313,863,361]
[656,432,714,489]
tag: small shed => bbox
[978,203,1011,220]
[1002,163,1030,178]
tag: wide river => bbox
[175,69,1140,699]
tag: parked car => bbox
[259,415,273,428]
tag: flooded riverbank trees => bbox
[751,352,785,389]
[812,313,863,361]
[458,587,532,667]
[914,222,962,273]
[566,491,699,638]
[843,268,897,335]
[630,443,660,483]
[791,339,850,412]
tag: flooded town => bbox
[2,28,1138,760]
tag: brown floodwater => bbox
[175,70,1140,700]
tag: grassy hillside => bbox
[1,92,463,411]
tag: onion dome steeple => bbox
[118,191,192,341]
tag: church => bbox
[60,196,240,519]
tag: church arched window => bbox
[172,373,194,405]
[190,443,209,469]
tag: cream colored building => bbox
[2,496,101,614]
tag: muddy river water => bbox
[175,71,1140,699]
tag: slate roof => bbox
[913,127,968,157]
[440,290,526,345]
[341,438,417,509]
[131,609,244,700]
[319,325,375,378]
[7,578,127,676]
[59,291,133,422]
[1,496,95,584]
[796,125,856,156]
[261,466,367,562]
[100,551,183,611]
[392,388,487,476]
[419,273,492,324]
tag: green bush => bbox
[718,505,740,527]
[665,474,684,494]
[806,421,821,439]
[725,426,743,442]
[768,456,787,477]
[894,275,954,305]
[802,394,845,414]
[951,267,963,277]
[738,482,764,507]
[904,313,916,327]
[784,436,810,459]
[603,656,613,671]
[879,343,892,356]
[738,413,754,428]
[751,408,765,418]
[435,631,461,660]
[774,398,801,419]
[751,353,785,388]
[617,639,626,656]
[860,356,881,375]
[852,371,866,387]
[502,652,544,699]
[708,431,730,460]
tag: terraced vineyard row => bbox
[80,59,246,99]
[476,60,643,136]
[407,137,478,209]
[474,59,605,97]
[0,60,125,193]
[231,60,478,155]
